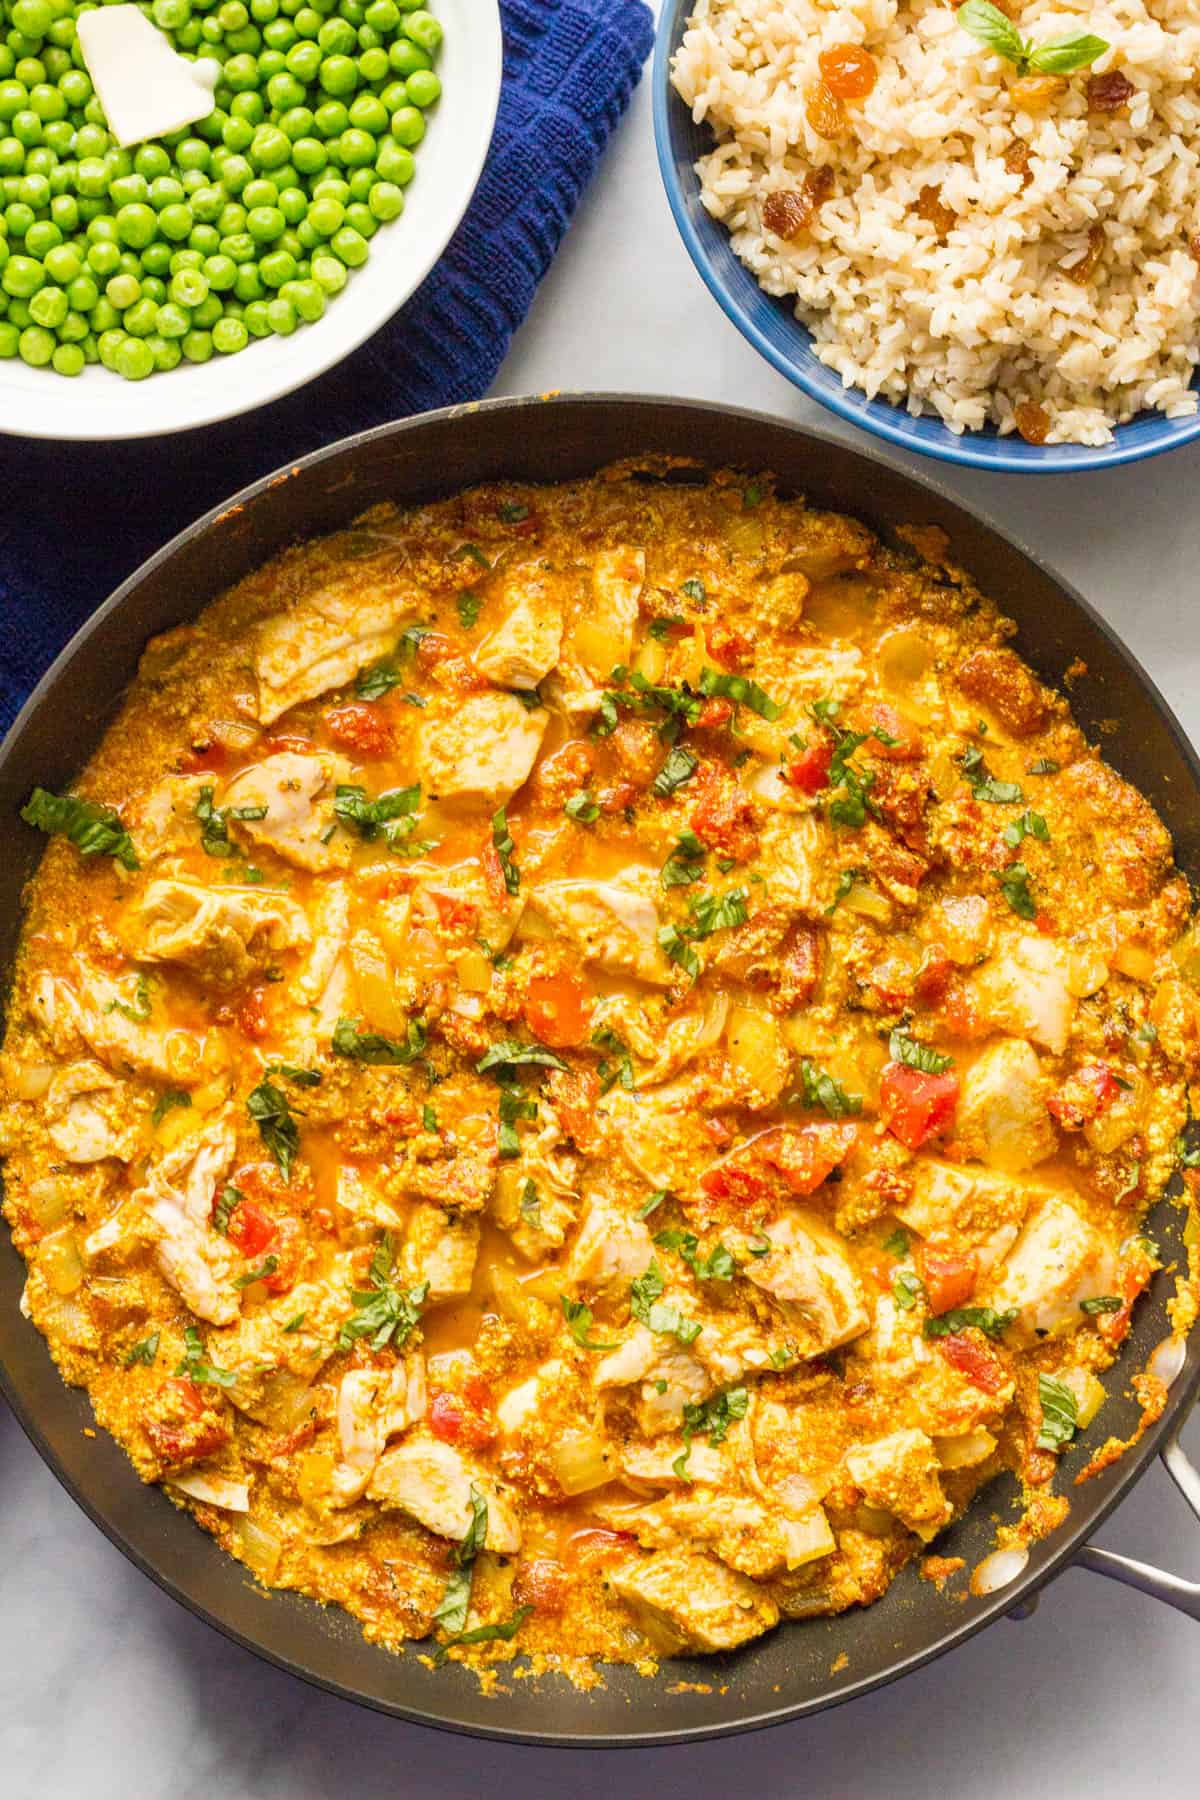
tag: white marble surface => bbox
[3,23,1200,1800]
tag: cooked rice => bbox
[671,0,1200,444]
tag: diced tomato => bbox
[879,1062,959,1150]
[237,985,270,1041]
[545,1067,602,1152]
[776,923,821,1010]
[698,1158,771,1205]
[430,890,480,936]
[917,1246,977,1315]
[565,1527,637,1566]
[264,733,314,755]
[598,780,639,815]
[224,1197,278,1260]
[702,1111,737,1147]
[706,624,754,670]
[429,1389,496,1449]
[260,1217,301,1294]
[1097,1250,1155,1347]
[1047,1063,1120,1131]
[696,697,734,731]
[324,702,395,757]
[865,703,921,760]
[172,1376,208,1418]
[935,1330,1007,1395]
[145,1378,229,1468]
[524,970,592,1049]
[914,949,954,1006]
[480,838,510,908]
[938,979,988,1040]
[416,632,489,692]
[785,734,833,794]
[689,767,758,862]
[178,741,231,776]
[703,1122,856,1203]
[512,1556,570,1614]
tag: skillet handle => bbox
[1072,1393,1200,1622]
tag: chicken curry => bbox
[2,463,1197,1675]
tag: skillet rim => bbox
[1,391,1197,1748]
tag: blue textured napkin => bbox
[0,0,654,734]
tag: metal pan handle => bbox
[1072,1392,1200,1621]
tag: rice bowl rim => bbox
[652,0,1200,474]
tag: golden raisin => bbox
[1191,233,1200,262]
[1014,402,1050,445]
[818,44,877,101]
[1065,224,1105,285]
[916,185,955,238]
[1009,74,1068,113]
[1004,139,1032,185]
[806,79,847,140]
[1087,70,1134,112]
[761,167,834,240]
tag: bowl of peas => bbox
[0,0,501,437]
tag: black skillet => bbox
[1,395,1197,1746]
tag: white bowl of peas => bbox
[0,0,501,437]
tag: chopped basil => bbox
[654,1227,737,1283]
[1027,758,1059,776]
[797,1059,862,1121]
[457,590,484,630]
[996,860,1038,920]
[452,543,491,571]
[893,1270,925,1311]
[590,1024,634,1094]
[653,745,699,798]
[104,974,151,1022]
[883,1227,910,1258]
[234,1253,279,1289]
[687,886,748,938]
[151,1089,192,1127]
[22,786,139,870]
[657,923,702,982]
[959,745,1023,806]
[432,1606,534,1665]
[477,1037,566,1075]
[564,791,600,823]
[888,1029,953,1074]
[648,617,679,641]
[698,665,781,722]
[1080,1295,1123,1315]
[356,660,405,700]
[433,1485,487,1639]
[639,1190,669,1219]
[825,868,861,914]
[1002,811,1049,849]
[212,1184,242,1235]
[498,501,530,523]
[337,1233,427,1351]
[491,805,520,895]
[674,1386,748,1480]
[923,1306,1018,1341]
[246,1078,301,1182]
[561,1294,619,1350]
[630,1261,702,1344]
[175,1324,236,1389]
[333,1015,428,1065]
[334,783,425,854]
[743,482,765,508]
[1036,1373,1078,1451]
[680,577,707,603]
[593,669,704,744]
[422,1103,439,1134]
[123,1331,160,1367]
[513,687,543,713]
[768,1344,796,1369]
[519,1179,542,1232]
[661,828,706,890]
[194,784,268,857]
[497,1083,537,1159]
[267,1062,323,1087]
[281,1311,307,1334]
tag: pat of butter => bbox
[76,6,218,150]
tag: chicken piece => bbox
[956,1039,1056,1172]
[134,1118,239,1326]
[730,1211,870,1355]
[593,1327,713,1435]
[331,1356,427,1506]
[472,568,563,690]
[221,752,351,873]
[597,1490,803,1581]
[122,878,311,988]
[931,894,992,966]
[984,1195,1117,1338]
[591,547,644,648]
[130,772,213,860]
[592,993,729,1089]
[415,692,546,808]
[610,1549,779,1653]
[897,1161,1032,1272]
[30,963,202,1084]
[566,1197,653,1297]
[45,1060,141,1163]
[334,1165,405,1231]
[1056,758,1174,906]
[844,1428,953,1541]
[527,871,669,986]
[750,571,810,629]
[956,646,1050,738]
[971,935,1076,1055]
[254,580,408,724]
[621,1439,726,1488]
[399,1204,480,1304]
[366,1436,521,1551]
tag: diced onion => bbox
[39,1228,83,1296]
[40,1295,90,1344]
[842,883,891,923]
[296,1450,335,1507]
[573,617,630,679]
[487,1264,549,1335]
[8,1061,54,1100]
[261,1371,316,1433]
[783,1506,836,1567]
[455,950,493,994]
[725,1005,786,1100]
[550,1430,613,1497]
[970,1545,1029,1596]
[633,639,666,685]
[1170,926,1200,984]
[235,1516,283,1581]
[1148,1334,1187,1389]
[1059,1367,1106,1428]
[30,1177,69,1230]
[850,1503,895,1538]
[1065,948,1110,998]
[1112,942,1156,984]
[878,628,933,688]
[935,1428,997,1470]
[170,1471,250,1512]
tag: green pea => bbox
[105,270,140,308]
[169,266,208,307]
[176,137,210,173]
[12,3,52,44]
[313,99,348,137]
[374,136,413,184]
[123,296,159,337]
[142,239,173,274]
[405,68,439,108]
[329,222,366,266]
[233,261,262,300]
[187,222,220,255]
[181,326,213,361]
[346,165,375,199]
[247,203,285,240]
[367,178,401,222]
[115,333,154,379]
[317,16,355,53]
[265,293,296,333]
[190,183,224,223]
[203,251,237,289]
[357,46,387,83]
[0,138,22,174]
[18,322,54,365]
[50,338,83,375]
[294,5,322,33]
[250,124,290,169]
[57,307,87,342]
[221,154,252,193]
[158,202,193,241]
[6,298,31,326]
[260,246,296,286]
[74,124,107,160]
[285,39,321,81]
[212,313,248,352]
[230,90,264,125]
[115,201,156,247]
[0,318,17,355]
[96,326,125,369]
[5,200,34,235]
[23,218,59,256]
[364,0,398,30]
[222,114,254,153]
[344,200,375,238]
[279,105,315,141]
[147,332,181,371]
[66,271,97,310]
[155,301,190,338]
[135,143,170,181]
[267,70,305,111]
[89,296,118,331]
[283,274,324,320]
[108,172,148,208]
[141,275,166,304]
[221,230,256,262]
[319,54,357,97]
[28,281,65,325]
[42,240,79,283]
[1,250,43,294]
[243,296,271,334]
[223,52,259,91]
[387,38,429,77]
[278,184,306,224]
[226,24,263,53]
[263,18,297,50]
[389,105,423,146]
[402,9,440,52]
[291,135,325,174]
[151,0,193,28]
[48,190,77,229]
[242,176,278,209]
[347,91,386,133]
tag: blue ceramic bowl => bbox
[652,0,1200,473]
